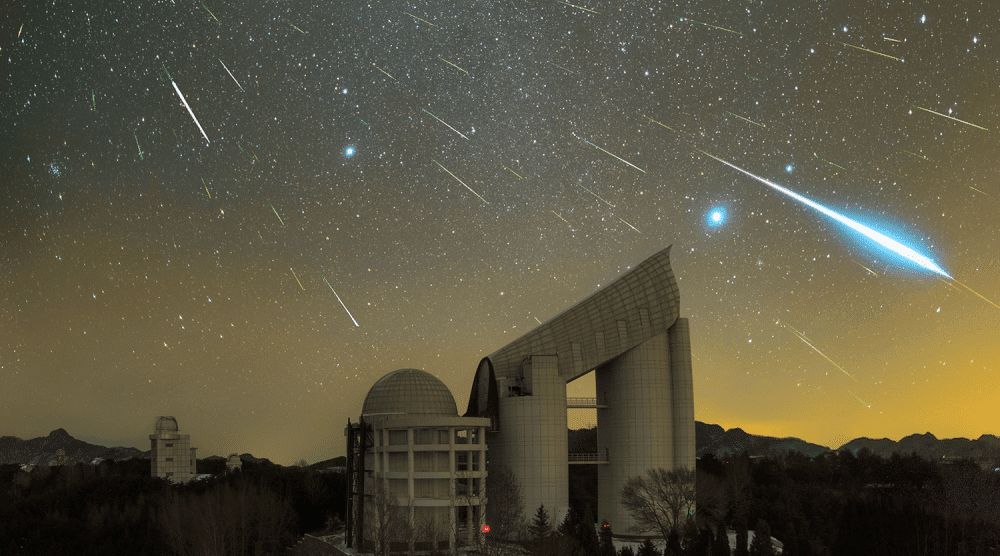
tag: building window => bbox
[413,428,434,445]
[166,443,173,447]
[166,457,174,462]
[388,430,408,446]
[166,472,173,477]
[438,430,450,444]
[455,430,468,444]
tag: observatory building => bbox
[150,416,197,483]
[345,369,490,553]
[466,245,694,533]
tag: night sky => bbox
[3,0,997,465]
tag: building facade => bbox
[465,245,695,534]
[150,416,197,483]
[346,369,490,555]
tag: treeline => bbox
[0,458,346,556]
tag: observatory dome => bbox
[155,416,179,432]
[362,369,458,417]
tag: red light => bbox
[603,524,610,528]
[482,525,491,533]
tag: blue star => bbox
[706,207,727,227]
[345,146,355,157]
[786,164,794,173]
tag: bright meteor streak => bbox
[557,0,600,14]
[911,105,989,131]
[698,150,951,278]
[838,41,902,61]
[171,80,210,145]
[423,109,469,140]
[575,134,646,173]
[433,160,489,204]
[219,59,244,92]
[323,275,360,327]
[725,111,765,128]
[290,268,305,291]
[780,321,856,381]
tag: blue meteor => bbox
[698,150,951,278]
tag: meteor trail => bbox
[91,89,96,112]
[557,0,600,14]
[698,150,951,278]
[504,166,524,180]
[423,109,470,140]
[134,131,143,160]
[577,183,614,207]
[780,321,857,380]
[287,22,306,34]
[218,59,244,91]
[813,152,847,171]
[838,41,902,61]
[852,259,878,276]
[433,160,489,204]
[969,186,990,196]
[404,12,436,26]
[575,134,646,173]
[202,178,211,199]
[619,217,641,233]
[373,64,395,79]
[640,114,676,131]
[201,2,219,23]
[911,105,989,131]
[552,211,573,227]
[439,57,468,74]
[883,36,903,43]
[725,111,765,128]
[323,274,360,327]
[674,16,743,35]
[290,268,305,291]
[901,149,934,162]
[270,203,285,226]
[547,61,576,73]
[847,390,871,408]
[170,79,211,145]
[952,279,1000,310]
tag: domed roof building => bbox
[346,369,490,555]
[150,416,196,483]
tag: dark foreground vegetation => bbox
[0,458,345,556]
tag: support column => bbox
[595,332,674,534]
[669,318,695,470]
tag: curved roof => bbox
[155,416,179,432]
[362,369,458,417]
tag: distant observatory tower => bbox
[465,246,695,534]
[150,416,197,483]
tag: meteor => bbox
[433,160,489,204]
[577,183,614,207]
[373,64,395,79]
[290,268,305,291]
[504,166,524,180]
[201,2,219,23]
[557,0,600,14]
[698,150,951,278]
[439,57,468,74]
[423,109,470,140]
[837,41,902,62]
[674,16,742,35]
[202,178,211,199]
[725,111,765,128]
[813,152,847,171]
[640,114,676,132]
[911,105,989,131]
[134,131,143,160]
[547,61,576,73]
[847,389,871,408]
[575,134,646,173]
[404,12,436,26]
[323,274,360,327]
[218,59,244,91]
[618,217,641,233]
[780,321,856,381]
[270,203,285,226]
[170,79,211,145]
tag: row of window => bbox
[386,428,483,446]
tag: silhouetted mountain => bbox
[695,421,831,458]
[839,432,1000,464]
[308,456,347,470]
[0,429,148,465]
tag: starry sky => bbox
[3,0,997,466]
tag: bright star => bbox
[786,164,794,172]
[345,146,355,157]
[706,207,727,227]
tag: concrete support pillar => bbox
[669,318,695,470]
[596,332,674,534]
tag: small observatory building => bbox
[345,369,490,554]
[150,416,197,483]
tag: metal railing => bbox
[568,452,608,463]
[566,397,608,408]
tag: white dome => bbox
[155,416,179,432]
[362,369,458,417]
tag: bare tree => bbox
[471,464,525,556]
[365,479,405,556]
[620,467,696,540]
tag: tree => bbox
[619,545,636,556]
[748,519,773,556]
[637,538,660,556]
[365,479,403,556]
[600,520,616,556]
[734,518,749,556]
[528,504,553,555]
[621,467,696,540]
[665,527,681,556]
[680,518,700,556]
[711,527,731,556]
[476,464,525,556]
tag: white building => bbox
[150,416,196,483]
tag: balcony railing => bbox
[566,397,608,408]
[568,452,609,464]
